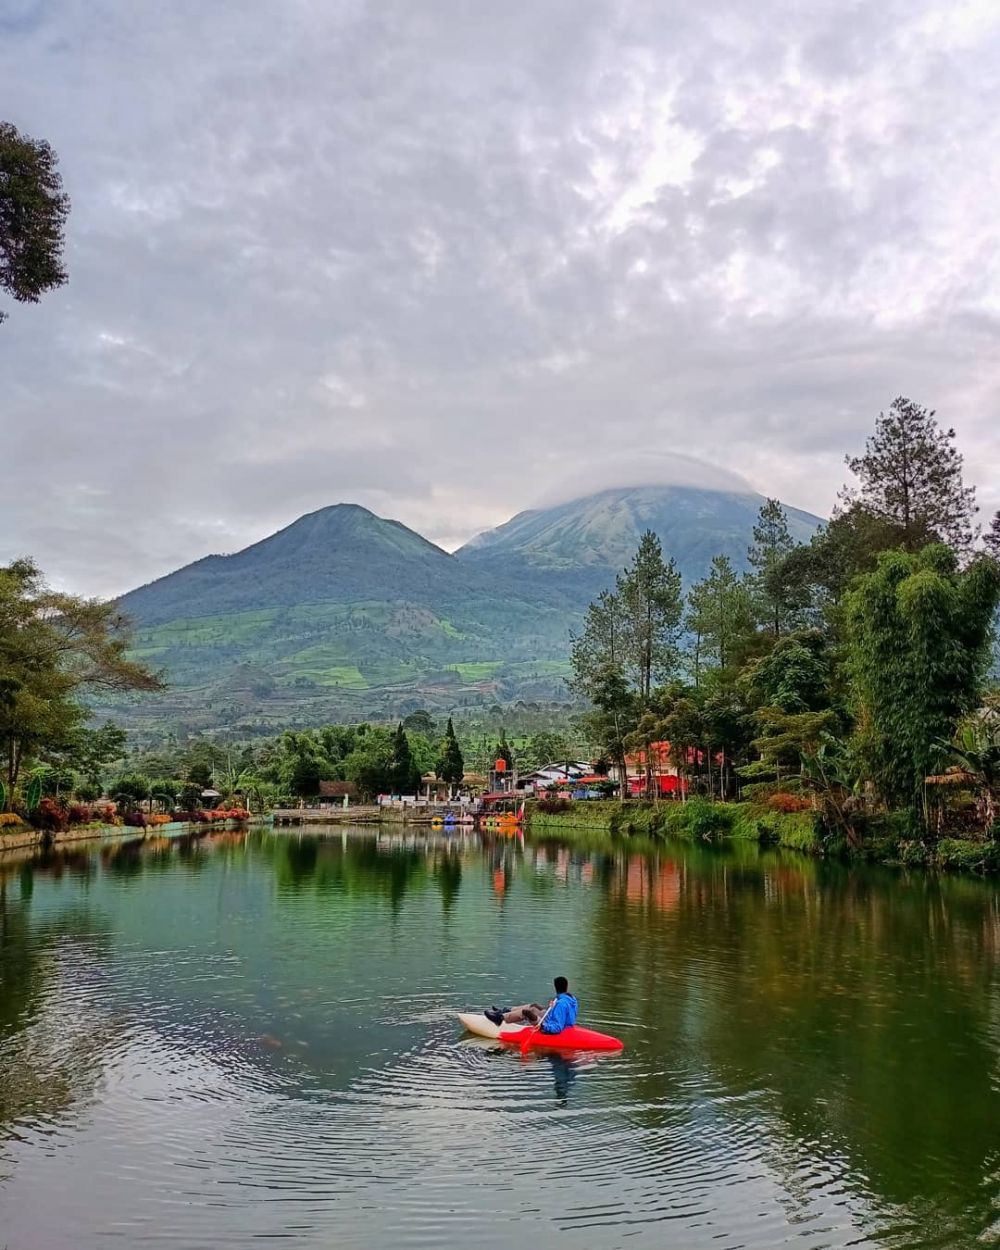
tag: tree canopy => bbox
[0,121,70,325]
[0,559,161,792]
[842,396,977,553]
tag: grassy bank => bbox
[528,798,817,847]
[527,799,999,873]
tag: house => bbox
[318,780,358,804]
[516,762,600,795]
[617,741,687,798]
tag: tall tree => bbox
[845,545,1000,817]
[436,717,464,789]
[0,559,162,791]
[493,733,514,769]
[0,122,70,324]
[685,556,756,675]
[983,510,1000,560]
[578,665,636,800]
[570,589,626,689]
[748,498,797,636]
[389,723,421,795]
[842,397,977,553]
[617,531,683,699]
[523,730,570,770]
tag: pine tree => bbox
[842,397,977,553]
[436,717,464,789]
[569,589,626,689]
[617,531,683,699]
[984,510,1000,560]
[389,723,421,795]
[685,556,756,674]
[748,498,796,636]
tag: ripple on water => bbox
[2,831,998,1250]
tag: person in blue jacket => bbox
[486,977,578,1033]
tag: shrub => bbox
[682,798,735,840]
[66,802,93,825]
[765,792,812,814]
[123,811,148,828]
[935,839,1000,873]
[92,801,118,825]
[0,811,26,828]
[536,798,571,814]
[34,796,68,832]
[148,813,172,826]
[895,840,931,868]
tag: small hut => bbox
[924,768,978,832]
[318,780,358,806]
[421,774,452,801]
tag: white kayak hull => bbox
[457,1012,527,1040]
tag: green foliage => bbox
[933,839,1000,873]
[679,797,736,839]
[25,773,41,811]
[436,717,464,787]
[846,545,1000,813]
[402,710,437,737]
[617,530,683,699]
[748,498,798,635]
[842,396,977,553]
[493,732,514,769]
[0,121,70,325]
[0,559,159,792]
[685,555,756,676]
[388,723,421,795]
[742,630,834,715]
[521,730,571,769]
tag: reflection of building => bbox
[623,855,681,911]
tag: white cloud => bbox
[1,0,999,595]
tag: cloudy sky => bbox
[2,0,999,596]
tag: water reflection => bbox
[0,826,997,1249]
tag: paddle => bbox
[519,1001,553,1055]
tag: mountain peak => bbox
[458,482,822,577]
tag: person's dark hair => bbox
[554,976,569,994]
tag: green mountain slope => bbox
[105,488,823,735]
[458,485,821,586]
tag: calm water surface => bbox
[1,825,998,1249]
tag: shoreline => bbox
[526,800,1000,875]
[0,818,250,858]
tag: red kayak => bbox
[498,1023,624,1052]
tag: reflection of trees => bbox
[267,833,429,912]
[585,833,1000,1230]
[1,881,116,1139]
[432,848,462,914]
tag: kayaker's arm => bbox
[539,994,577,1034]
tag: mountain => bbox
[458,485,821,588]
[105,487,823,735]
[120,504,467,626]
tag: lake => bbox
[1,826,998,1249]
